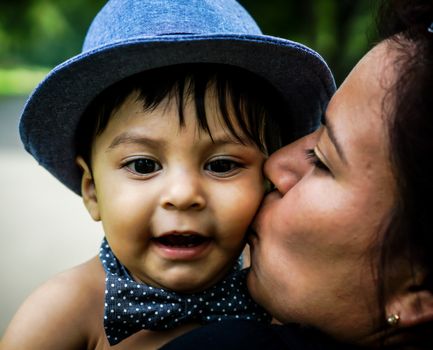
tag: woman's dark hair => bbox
[376,0,433,347]
[76,63,287,167]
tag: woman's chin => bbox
[246,265,264,303]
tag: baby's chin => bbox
[132,267,230,293]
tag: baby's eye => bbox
[205,158,242,175]
[125,158,162,175]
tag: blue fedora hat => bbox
[19,0,335,195]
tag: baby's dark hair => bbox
[76,63,286,167]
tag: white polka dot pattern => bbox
[99,238,271,345]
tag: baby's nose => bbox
[160,172,206,211]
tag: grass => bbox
[0,66,50,96]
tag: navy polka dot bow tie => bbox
[100,238,271,345]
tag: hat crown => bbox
[83,0,262,52]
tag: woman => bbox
[162,0,433,348]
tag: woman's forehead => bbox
[322,42,397,182]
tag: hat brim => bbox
[19,34,335,195]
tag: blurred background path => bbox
[0,96,103,336]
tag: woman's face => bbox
[248,41,398,343]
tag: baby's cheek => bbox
[217,190,262,245]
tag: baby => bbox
[2,0,334,349]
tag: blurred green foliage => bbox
[0,0,104,67]
[239,0,379,84]
[0,0,378,95]
[0,66,48,95]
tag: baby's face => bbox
[82,91,266,292]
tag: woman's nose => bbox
[264,130,319,194]
[160,171,206,211]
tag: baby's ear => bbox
[75,156,101,221]
[386,270,433,328]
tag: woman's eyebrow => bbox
[325,118,348,165]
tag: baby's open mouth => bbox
[154,234,210,248]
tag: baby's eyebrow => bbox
[207,131,253,147]
[106,131,251,152]
[107,132,163,151]
[210,137,246,146]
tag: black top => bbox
[160,320,359,350]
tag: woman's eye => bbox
[305,149,330,172]
[205,159,242,174]
[125,158,162,175]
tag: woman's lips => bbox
[152,232,211,260]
